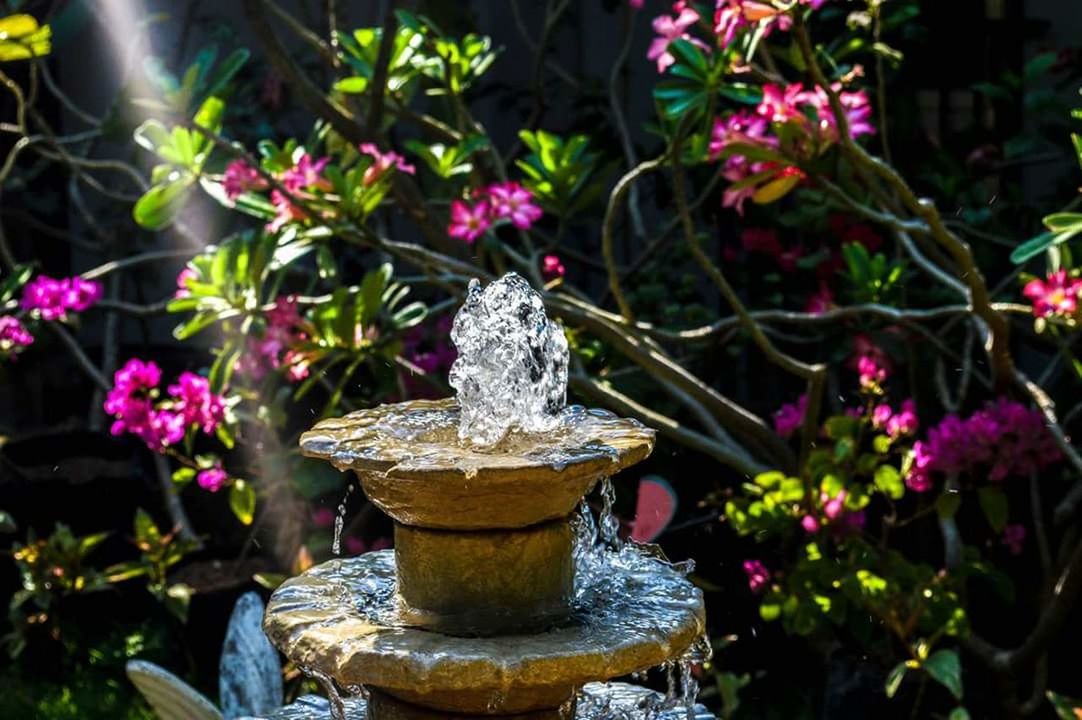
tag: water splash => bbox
[599,478,621,550]
[331,483,354,556]
[449,273,569,446]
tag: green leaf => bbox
[229,480,256,526]
[172,467,196,488]
[163,583,193,623]
[1043,212,1082,231]
[133,508,161,547]
[359,263,392,327]
[334,76,369,94]
[948,708,971,720]
[884,661,907,698]
[0,510,15,534]
[1047,690,1082,719]
[924,649,963,701]
[874,465,905,500]
[316,244,337,280]
[0,14,51,62]
[977,486,1009,533]
[133,174,194,230]
[1011,231,1057,264]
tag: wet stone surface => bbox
[254,683,715,720]
[263,548,705,714]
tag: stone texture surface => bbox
[263,553,705,715]
[299,399,655,530]
[395,519,574,635]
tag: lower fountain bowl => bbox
[255,682,716,720]
[263,550,705,716]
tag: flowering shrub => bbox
[3,1,1082,717]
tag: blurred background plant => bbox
[1,1,1082,718]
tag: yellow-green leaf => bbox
[0,14,51,62]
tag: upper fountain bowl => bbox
[299,398,655,530]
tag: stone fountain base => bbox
[256,682,714,720]
[264,550,705,716]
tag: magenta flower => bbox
[21,275,102,320]
[905,399,1061,491]
[167,371,225,434]
[804,283,835,315]
[280,153,331,193]
[742,559,771,593]
[1002,524,1026,556]
[104,359,165,449]
[359,143,416,186]
[850,335,891,389]
[757,83,808,124]
[0,315,33,357]
[773,394,808,438]
[801,514,820,533]
[175,268,198,299]
[311,507,336,528]
[267,190,307,233]
[629,0,644,7]
[447,199,492,243]
[821,489,847,521]
[487,182,543,229]
[1023,270,1082,318]
[197,465,228,493]
[222,160,267,201]
[647,5,700,73]
[542,254,566,280]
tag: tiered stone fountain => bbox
[261,275,710,720]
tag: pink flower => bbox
[647,6,701,73]
[821,489,847,521]
[742,559,771,593]
[629,0,645,7]
[447,200,492,243]
[311,507,336,528]
[104,359,165,449]
[280,153,331,193]
[714,1,788,48]
[1023,270,1082,318]
[222,160,267,200]
[804,283,836,315]
[197,465,228,493]
[542,254,565,280]
[267,190,307,233]
[905,399,1060,490]
[757,83,808,124]
[175,268,198,299]
[1002,524,1026,556]
[886,399,918,438]
[21,276,102,320]
[0,316,33,357]
[774,394,808,438]
[487,182,543,229]
[359,143,416,186]
[801,514,820,533]
[345,536,393,555]
[167,371,225,434]
[235,297,309,384]
[850,335,891,389]
[740,228,783,257]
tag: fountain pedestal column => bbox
[394,519,574,635]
